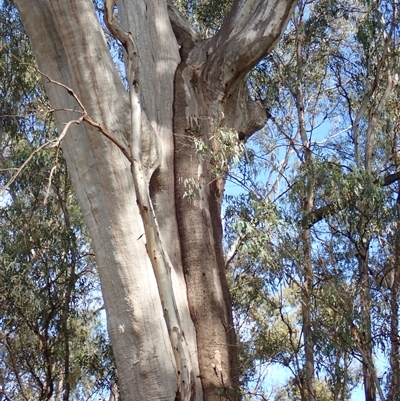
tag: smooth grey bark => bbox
[14,0,296,399]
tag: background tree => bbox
[225,0,400,400]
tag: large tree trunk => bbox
[14,0,296,400]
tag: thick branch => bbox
[203,0,297,92]
[384,171,400,186]
[224,81,267,139]
[300,203,341,229]
[167,1,200,58]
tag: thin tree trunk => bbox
[388,256,400,401]
[388,191,400,401]
[295,21,316,399]
[356,243,376,401]
[301,228,315,401]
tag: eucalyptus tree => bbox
[326,2,400,399]
[226,1,356,399]
[9,0,297,400]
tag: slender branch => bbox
[25,63,134,162]
[52,179,78,401]
[19,62,86,112]
[0,333,30,400]
[0,137,67,197]
[355,14,395,170]
[43,146,61,206]
[365,68,399,171]
[83,115,133,163]
[300,169,400,228]
[224,234,245,268]
[0,80,132,198]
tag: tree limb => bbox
[167,1,200,57]
[203,0,297,92]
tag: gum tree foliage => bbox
[0,145,115,401]
[225,0,400,400]
[6,0,296,400]
[0,3,114,399]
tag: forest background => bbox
[1,0,400,400]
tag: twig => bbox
[1,140,56,196]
